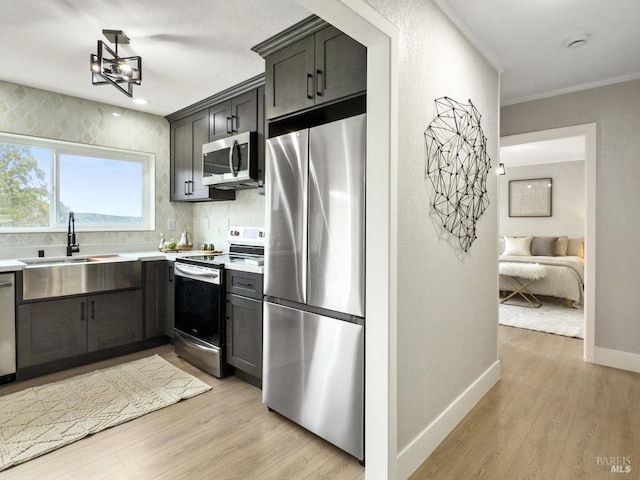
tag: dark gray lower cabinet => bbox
[17,289,143,369]
[17,297,88,368]
[87,289,143,351]
[143,260,171,339]
[226,293,262,378]
[225,270,263,385]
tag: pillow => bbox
[567,237,584,257]
[499,237,505,255]
[531,236,558,256]
[503,236,532,256]
[555,236,568,256]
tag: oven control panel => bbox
[228,227,266,246]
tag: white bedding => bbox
[499,255,584,304]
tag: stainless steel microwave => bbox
[202,131,258,188]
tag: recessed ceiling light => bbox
[112,112,121,117]
[133,98,149,105]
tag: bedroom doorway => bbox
[499,123,596,362]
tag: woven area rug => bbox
[499,296,584,339]
[0,354,211,471]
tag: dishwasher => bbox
[0,272,16,384]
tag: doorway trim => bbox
[500,123,596,361]
[296,0,399,478]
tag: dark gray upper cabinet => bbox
[264,35,316,119]
[170,110,235,202]
[210,89,258,140]
[166,75,265,201]
[253,17,366,120]
[314,26,367,105]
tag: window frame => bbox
[0,131,155,233]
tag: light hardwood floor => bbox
[410,326,640,480]
[2,326,638,479]
[0,347,364,480]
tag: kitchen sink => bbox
[20,254,127,267]
[20,256,141,301]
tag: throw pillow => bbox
[567,237,584,257]
[531,236,558,256]
[503,236,532,256]
[555,236,568,256]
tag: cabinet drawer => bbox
[226,270,263,300]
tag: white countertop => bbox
[0,250,263,275]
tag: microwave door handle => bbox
[229,139,239,177]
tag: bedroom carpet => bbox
[499,296,584,339]
[0,354,211,472]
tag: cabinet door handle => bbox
[236,281,254,289]
[231,115,238,133]
[184,180,189,196]
[316,69,324,96]
[226,117,233,134]
[306,73,314,99]
[91,300,95,320]
[81,302,85,321]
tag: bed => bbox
[499,236,584,307]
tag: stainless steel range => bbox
[173,227,264,377]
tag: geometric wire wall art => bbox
[424,96,491,252]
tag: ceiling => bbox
[500,136,586,167]
[436,0,640,105]
[1,1,639,116]
[0,0,310,116]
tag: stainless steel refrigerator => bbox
[263,113,366,461]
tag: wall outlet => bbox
[167,218,176,231]
[223,218,230,229]
[205,218,210,230]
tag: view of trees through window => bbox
[0,134,154,231]
[0,144,50,228]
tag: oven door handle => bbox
[174,263,220,282]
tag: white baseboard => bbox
[594,347,640,374]
[397,360,501,480]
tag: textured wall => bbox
[0,80,191,258]
[501,79,640,355]
[364,0,499,454]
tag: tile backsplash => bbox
[0,81,265,259]
[193,190,265,251]
[0,80,191,259]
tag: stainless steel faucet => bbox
[66,212,80,256]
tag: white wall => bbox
[501,79,640,359]
[361,0,500,477]
[499,161,585,237]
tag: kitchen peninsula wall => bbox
[0,80,191,259]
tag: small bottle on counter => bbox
[158,232,165,250]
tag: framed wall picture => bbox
[509,177,552,217]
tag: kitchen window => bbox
[0,132,155,232]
